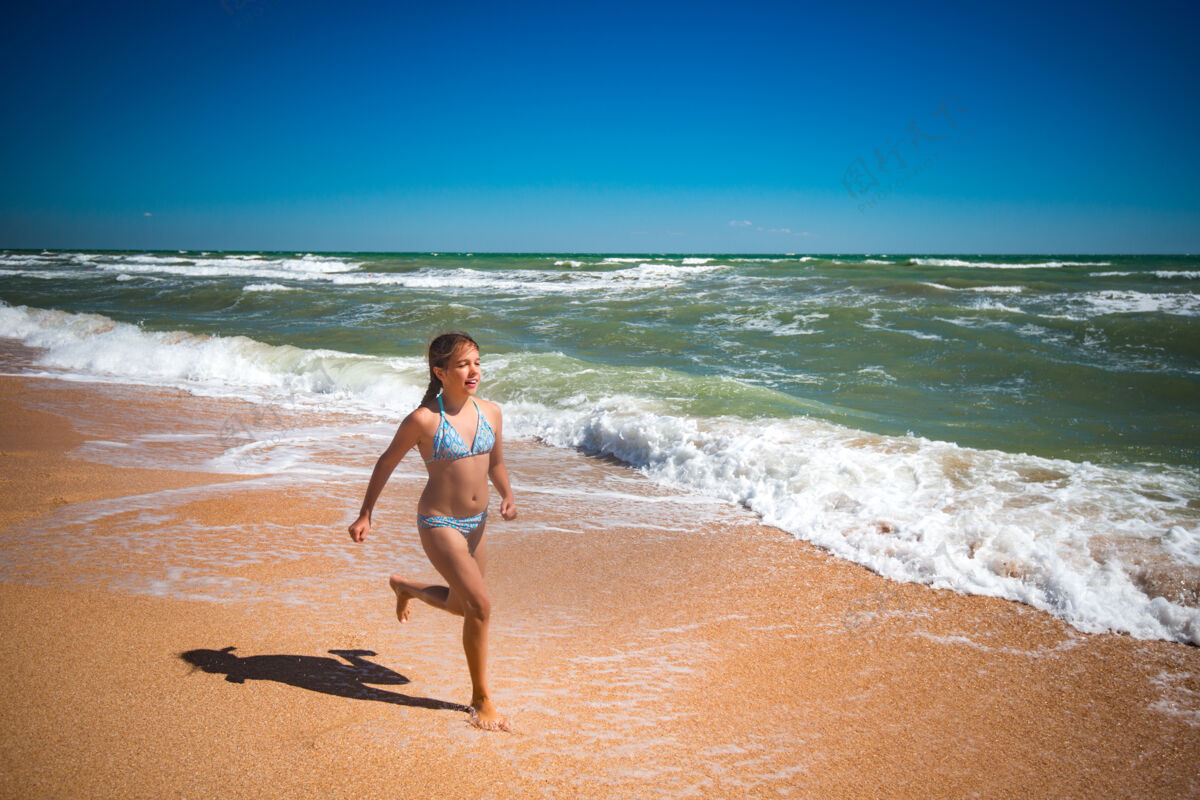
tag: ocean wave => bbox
[0,251,362,283]
[331,263,723,294]
[0,302,426,413]
[910,258,1111,269]
[0,252,726,295]
[969,285,1025,294]
[921,282,1024,294]
[517,395,1200,645]
[3,301,1197,644]
[0,268,100,281]
[969,298,1024,314]
[1078,290,1200,317]
[632,262,727,278]
[1091,270,1200,280]
[706,311,828,337]
[0,254,56,267]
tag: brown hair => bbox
[420,331,479,406]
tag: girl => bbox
[348,332,517,731]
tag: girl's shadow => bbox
[180,647,468,713]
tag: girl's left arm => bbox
[487,404,518,520]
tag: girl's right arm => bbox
[348,412,425,543]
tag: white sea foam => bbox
[865,325,943,341]
[911,258,1111,269]
[3,302,1198,645]
[516,399,1200,645]
[0,255,51,267]
[0,303,426,414]
[705,311,828,337]
[0,269,102,281]
[970,298,1024,314]
[921,282,1024,294]
[243,283,292,292]
[1078,290,1200,317]
[1091,270,1200,280]
[856,366,896,383]
[0,252,731,296]
[771,313,828,336]
[970,285,1024,293]
[329,263,722,294]
[630,262,726,279]
[1,251,361,283]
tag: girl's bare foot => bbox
[468,697,511,732]
[388,575,412,623]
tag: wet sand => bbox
[0,363,1197,799]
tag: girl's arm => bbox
[348,413,425,542]
[487,405,518,520]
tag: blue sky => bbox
[1,0,1197,253]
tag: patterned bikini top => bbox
[426,395,496,462]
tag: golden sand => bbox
[0,366,1197,799]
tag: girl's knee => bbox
[462,592,491,622]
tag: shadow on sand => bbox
[180,647,468,713]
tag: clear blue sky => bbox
[2,0,1197,253]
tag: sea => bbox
[1,250,1197,644]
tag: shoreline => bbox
[1,364,1198,798]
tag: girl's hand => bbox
[348,513,371,543]
[500,498,518,521]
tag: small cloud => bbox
[767,227,792,234]
[728,220,753,227]
[143,212,153,217]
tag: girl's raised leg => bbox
[392,524,506,730]
[388,525,486,620]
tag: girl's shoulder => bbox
[476,396,503,415]
[475,396,503,426]
[402,402,441,432]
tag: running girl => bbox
[348,331,517,731]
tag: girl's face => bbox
[434,344,481,395]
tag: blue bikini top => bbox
[426,395,495,462]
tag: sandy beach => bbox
[1,356,1197,798]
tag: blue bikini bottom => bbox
[417,509,487,537]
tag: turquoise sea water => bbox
[2,250,1198,643]
[3,250,1198,466]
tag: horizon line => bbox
[3,247,1194,258]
